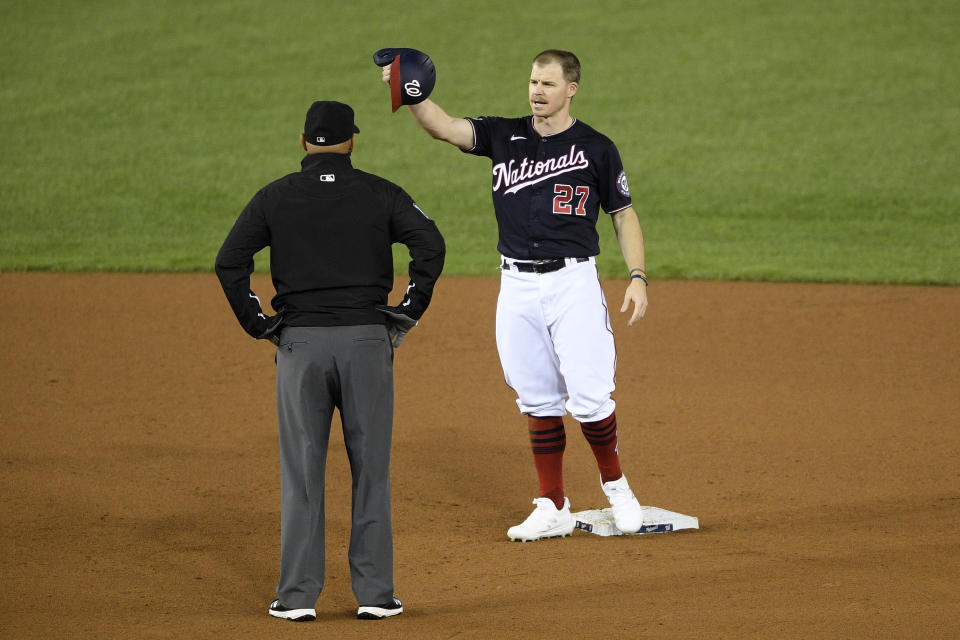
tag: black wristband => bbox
[630,273,648,286]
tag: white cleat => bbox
[357,596,403,620]
[602,475,644,534]
[508,497,575,542]
[268,599,316,622]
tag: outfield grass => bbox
[1,0,957,283]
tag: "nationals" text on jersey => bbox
[493,145,589,195]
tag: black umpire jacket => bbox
[215,152,445,338]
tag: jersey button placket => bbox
[530,139,548,255]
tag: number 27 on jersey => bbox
[553,184,589,216]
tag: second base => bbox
[572,506,699,536]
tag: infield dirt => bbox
[1,274,957,639]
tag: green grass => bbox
[1,0,958,283]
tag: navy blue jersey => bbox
[463,116,632,259]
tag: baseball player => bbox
[215,101,445,620]
[376,49,648,541]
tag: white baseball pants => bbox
[495,257,617,422]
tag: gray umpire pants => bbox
[274,325,395,609]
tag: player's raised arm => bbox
[407,99,474,150]
[374,48,474,150]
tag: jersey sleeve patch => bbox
[616,170,631,197]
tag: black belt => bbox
[502,257,589,274]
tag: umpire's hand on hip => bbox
[376,306,418,348]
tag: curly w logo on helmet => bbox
[404,80,422,97]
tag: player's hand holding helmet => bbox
[373,48,436,112]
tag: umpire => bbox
[215,100,445,622]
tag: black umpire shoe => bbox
[268,599,316,622]
[357,597,403,620]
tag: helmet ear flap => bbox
[372,48,401,66]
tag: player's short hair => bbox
[532,49,581,84]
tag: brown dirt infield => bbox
[1,273,958,639]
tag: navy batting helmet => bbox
[373,48,436,112]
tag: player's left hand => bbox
[620,280,648,326]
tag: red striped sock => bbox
[580,412,622,484]
[527,415,566,510]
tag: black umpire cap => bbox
[304,101,360,146]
